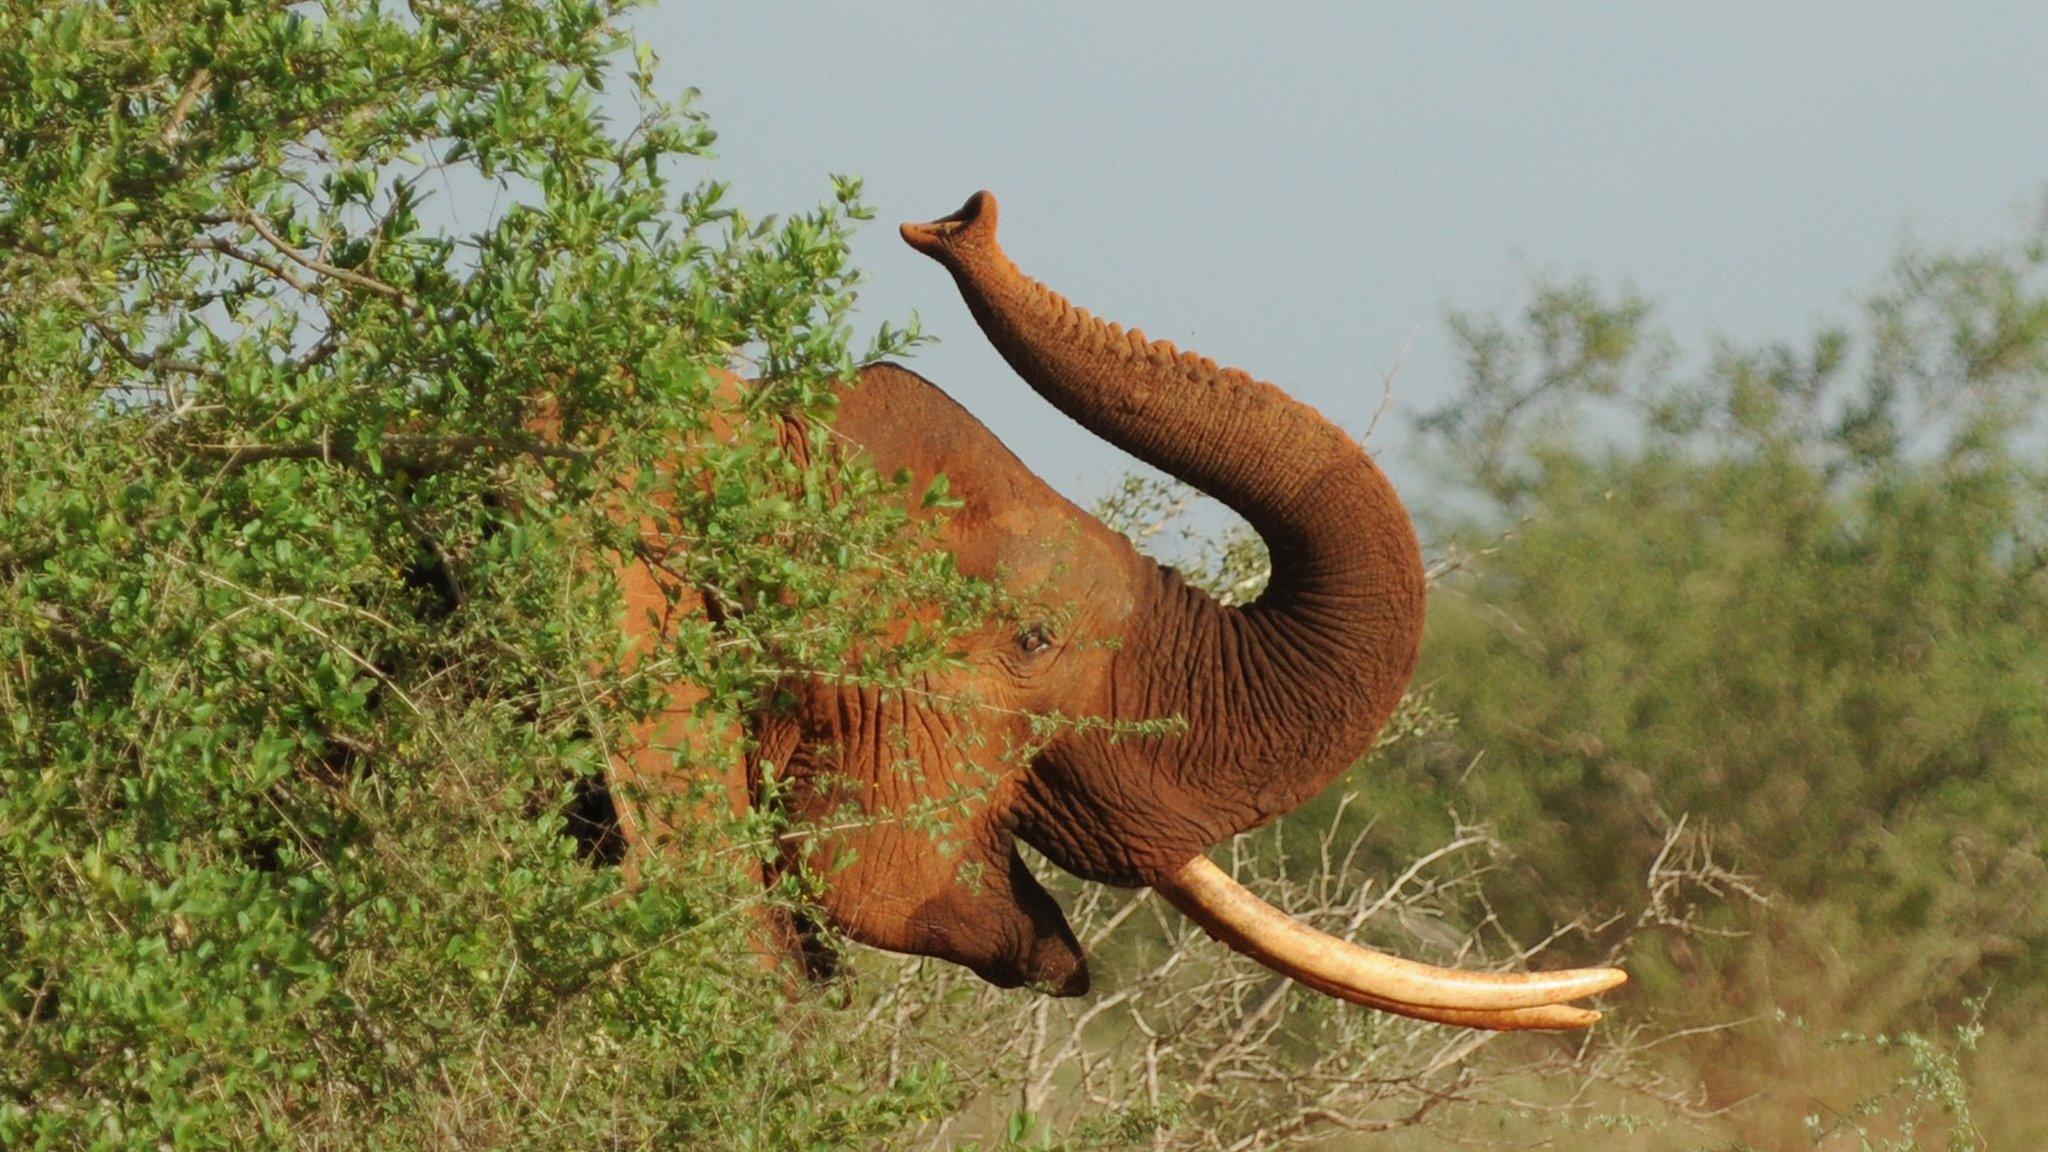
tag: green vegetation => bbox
[1,2,968,1146]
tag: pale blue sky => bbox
[628,3,2048,503]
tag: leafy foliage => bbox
[0,3,976,1147]
[1798,1005,1986,1152]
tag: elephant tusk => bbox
[1287,970,1603,1032]
[1155,855,1627,1019]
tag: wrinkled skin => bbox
[620,193,1428,999]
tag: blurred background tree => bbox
[1382,202,2048,1148]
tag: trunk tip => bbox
[901,190,1000,261]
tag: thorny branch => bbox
[234,206,408,301]
[841,808,1745,1151]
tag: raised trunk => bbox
[902,192,1426,847]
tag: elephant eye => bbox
[1016,625,1054,655]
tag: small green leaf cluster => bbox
[1800,1007,1986,1152]
[1,3,976,1148]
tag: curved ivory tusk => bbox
[1156,855,1627,1016]
[1289,970,1602,1032]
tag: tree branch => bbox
[236,209,407,301]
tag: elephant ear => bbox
[904,192,1627,1031]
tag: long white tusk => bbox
[1289,970,1603,1032]
[1156,855,1626,1018]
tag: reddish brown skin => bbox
[622,193,1427,997]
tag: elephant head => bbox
[748,192,1623,1031]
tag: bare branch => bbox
[1363,327,1416,444]
[160,67,212,146]
[835,804,1730,1151]
[236,208,408,301]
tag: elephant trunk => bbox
[901,191,1425,832]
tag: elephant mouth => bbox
[979,935,1091,999]
[1154,856,1627,1032]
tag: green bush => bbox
[0,3,973,1147]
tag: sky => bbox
[624,3,2048,506]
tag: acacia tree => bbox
[0,2,973,1147]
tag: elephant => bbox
[609,191,1626,1032]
